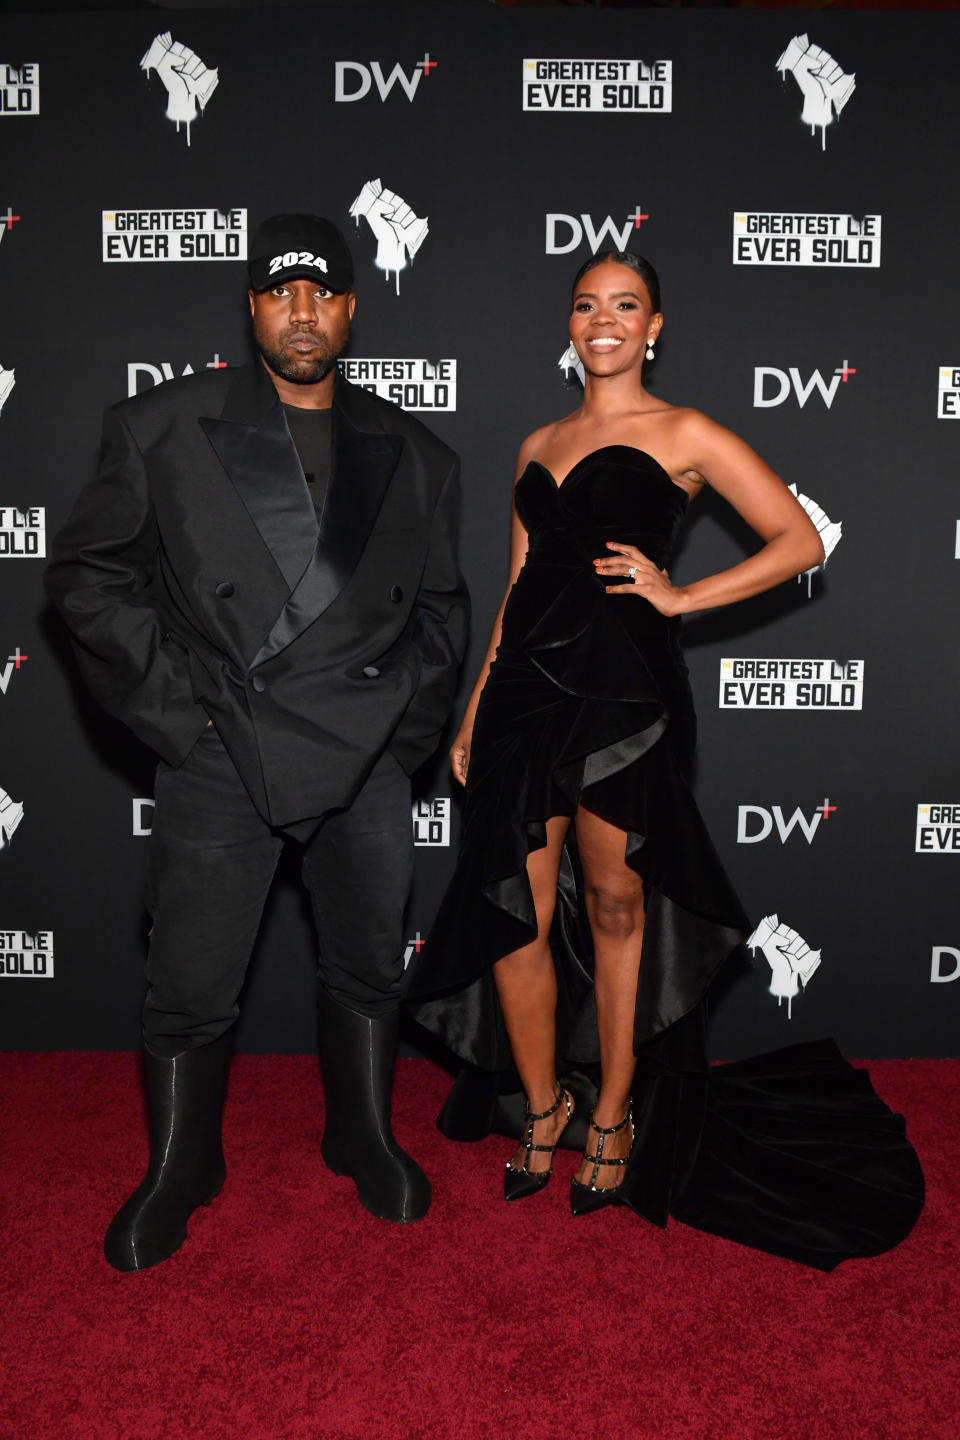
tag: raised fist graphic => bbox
[747,913,821,1020]
[0,366,14,417]
[788,484,842,596]
[349,179,429,294]
[0,785,24,849]
[776,34,855,151]
[140,32,219,147]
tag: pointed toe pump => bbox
[504,1086,573,1201]
[569,1102,634,1216]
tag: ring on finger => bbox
[628,565,637,579]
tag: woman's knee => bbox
[584,882,644,939]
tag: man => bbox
[46,214,469,1270]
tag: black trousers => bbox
[143,728,413,1055]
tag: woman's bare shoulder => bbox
[514,412,580,474]
[662,404,715,435]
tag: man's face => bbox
[248,278,356,386]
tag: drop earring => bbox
[645,336,656,362]
[561,343,579,377]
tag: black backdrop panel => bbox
[1,7,957,1056]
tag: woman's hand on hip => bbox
[594,542,689,617]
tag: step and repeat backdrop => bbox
[1,6,957,1058]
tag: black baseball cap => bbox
[248,213,354,293]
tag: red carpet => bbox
[1,1053,957,1440]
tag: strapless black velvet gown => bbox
[407,447,923,1269]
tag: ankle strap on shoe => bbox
[525,1086,567,1123]
[588,1108,631,1138]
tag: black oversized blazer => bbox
[46,360,469,826]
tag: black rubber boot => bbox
[104,1033,231,1271]
[318,993,431,1223]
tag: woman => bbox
[408,252,923,1267]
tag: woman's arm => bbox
[597,411,825,616]
[449,439,537,784]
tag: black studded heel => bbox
[504,1086,573,1202]
[569,1101,634,1216]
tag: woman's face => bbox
[569,260,662,375]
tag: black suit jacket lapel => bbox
[199,362,318,591]
[251,378,403,666]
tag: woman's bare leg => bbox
[493,814,572,1172]
[573,805,645,1186]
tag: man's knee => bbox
[318,966,403,1019]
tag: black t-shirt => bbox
[282,404,332,522]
